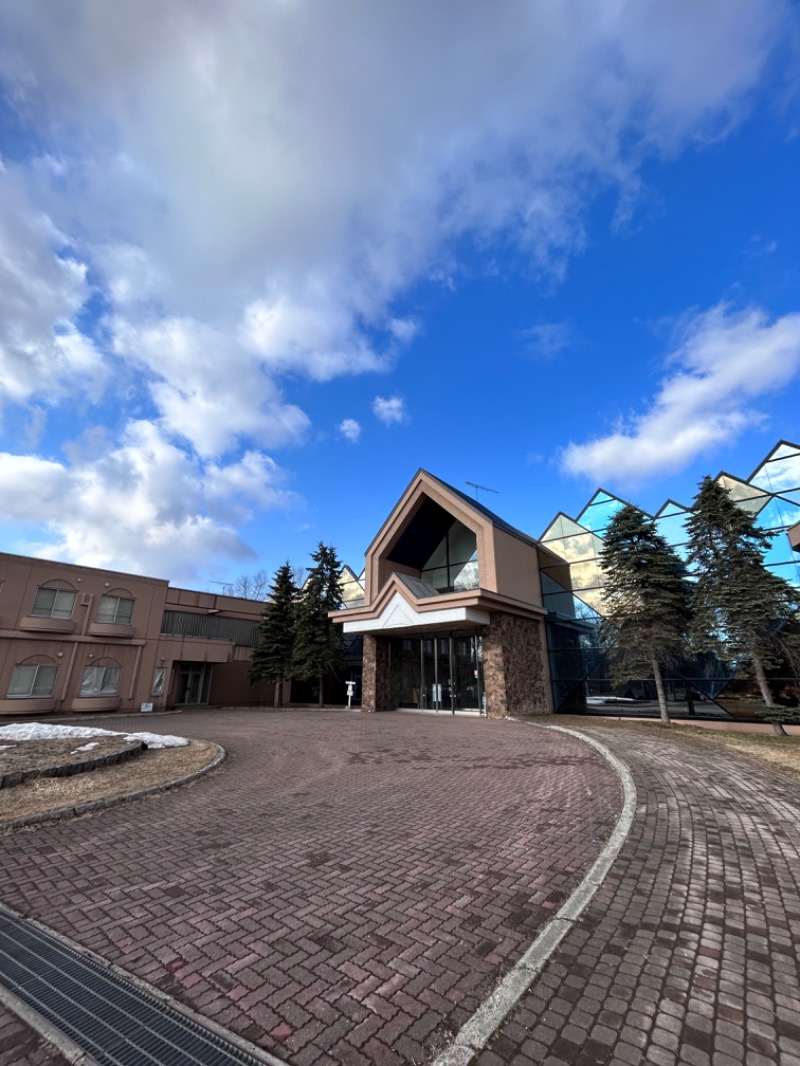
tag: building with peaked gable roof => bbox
[333,441,799,721]
[330,469,572,717]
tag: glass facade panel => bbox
[655,511,690,552]
[557,532,602,563]
[567,560,603,591]
[420,520,479,592]
[771,560,800,587]
[716,475,768,513]
[756,496,800,532]
[578,493,626,534]
[750,451,800,492]
[763,533,796,567]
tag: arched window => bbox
[31,581,76,620]
[8,655,58,698]
[80,657,122,697]
[97,588,135,625]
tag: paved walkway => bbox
[474,720,800,1066]
[0,710,620,1065]
[2,713,799,1065]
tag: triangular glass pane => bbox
[578,495,628,534]
[655,511,690,551]
[769,560,800,588]
[656,499,690,519]
[541,514,574,541]
[756,496,800,532]
[561,531,604,563]
[750,452,800,493]
[765,442,800,462]
[717,474,768,513]
[763,531,799,567]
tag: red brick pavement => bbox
[474,721,800,1066]
[0,710,620,1065]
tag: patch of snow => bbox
[71,742,100,753]
[0,723,188,748]
[130,732,188,750]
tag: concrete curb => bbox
[0,901,287,1066]
[0,743,226,834]
[431,721,638,1066]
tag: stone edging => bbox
[432,720,638,1066]
[0,739,146,791]
[0,743,226,834]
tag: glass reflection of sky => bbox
[577,491,626,534]
[540,441,800,627]
[750,449,800,492]
[756,496,800,532]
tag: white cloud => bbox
[0,420,301,581]
[338,419,361,443]
[0,1,789,378]
[373,396,409,426]
[0,1,793,570]
[519,321,573,358]
[561,305,800,484]
[0,172,105,411]
[111,315,310,457]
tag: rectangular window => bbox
[97,595,134,624]
[152,667,165,696]
[80,666,122,697]
[8,664,58,698]
[31,587,76,619]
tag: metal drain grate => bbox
[0,909,278,1066]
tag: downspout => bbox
[60,641,79,705]
[128,643,143,707]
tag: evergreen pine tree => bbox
[292,543,344,706]
[249,562,297,706]
[685,476,799,729]
[599,504,692,726]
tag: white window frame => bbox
[31,586,76,620]
[8,663,58,698]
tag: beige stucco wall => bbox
[0,552,265,715]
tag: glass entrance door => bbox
[391,633,484,713]
[175,663,211,705]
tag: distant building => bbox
[0,553,263,717]
[334,440,800,719]
[2,440,797,720]
[536,439,800,712]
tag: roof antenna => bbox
[465,480,499,501]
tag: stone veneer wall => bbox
[482,612,552,717]
[361,634,390,712]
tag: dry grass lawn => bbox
[0,739,220,826]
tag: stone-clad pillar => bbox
[361,634,390,712]
[482,612,552,717]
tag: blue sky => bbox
[0,1,799,587]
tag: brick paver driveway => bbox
[476,720,800,1066]
[0,709,620,1065]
